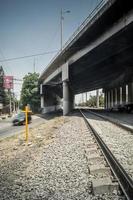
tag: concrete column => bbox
[106,91,108,109]
[126,85,128,103]
[113,89,115,106]
[111,89,113,108]
[104,91,107,109]
[41,96,44,108]
[86,92,87,103]
[122,85,126,105]
[63,81,74,115]
[104,91,106,109]
[128,82,133,104]
[115,88,117,106]
[96,89,99,108]
[120,87,122,105]
[108,91,110,109]
[117,87,120,106]
[40,84,43,95]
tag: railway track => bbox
[86,109,133,133]
[79,109,133,200]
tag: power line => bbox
[0,48,13,75]
[0,50,58,62]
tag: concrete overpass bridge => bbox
[39,0,133,115]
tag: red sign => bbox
[3,76,13,89]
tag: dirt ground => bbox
[0,116,65,200]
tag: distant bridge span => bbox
[39,0,133,115]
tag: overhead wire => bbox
[0,50,59,63]
[0,0,105,66]
[31,23,61,72]
[0,48,13,75]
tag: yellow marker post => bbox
[22,106,32,143]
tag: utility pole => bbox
[13,92,15,113]
[33,58,35,73]
[9,89,12,115]
[60,9,70,51]
[12,78,16,114]
[60,8,63,51]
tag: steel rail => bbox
[79,109,133,200]
[86,109,133,133]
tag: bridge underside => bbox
[40,0,133,115]
[41,21,133,114]
[70,22,133,94]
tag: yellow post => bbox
[22,106,32,143]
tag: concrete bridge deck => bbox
[39,0,133,115]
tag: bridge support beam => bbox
[117,87,120,106]
[122,85,126,104]
[41,96,44,108]
[104,90,107,109]
[96,90,99,108]
[115,88,117,106]
[63,81,74,115]
[107,91,111,109]
[111,89,113,108]
[128,82,133,104]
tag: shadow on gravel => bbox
[85,108,133,127]
[36,110,63,120]
[69,109,108,123]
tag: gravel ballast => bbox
[0,113,122,199]
[85,111,133,179]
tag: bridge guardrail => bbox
[40,0,109,78]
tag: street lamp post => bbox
[60,9,70,51]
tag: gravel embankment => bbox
[0,114,90,200]
[0,113,122,200]
[85,111,133,179]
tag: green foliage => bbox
[78,93,104,107]
[3,91,10,105]
[86,95,97,107]
[20,72,40,112]
[99,93,104,107]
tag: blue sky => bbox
[0,0,101,98]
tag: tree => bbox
[78,93,104,107]
[86,93,104,107]
[20,73,40,112]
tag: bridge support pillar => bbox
[111,89,113,108]
[107,91,111,109]
[122,85,126,104]
[115,88,117,106]
[41,90,61,114]
[117,87,120,106]
[104,91,107,109]
[128,82,133,103]
[120,87,122,104]
[41,96,44,108]
[63,81,74,115]
[96,90,99,108]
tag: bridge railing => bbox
[41,0,108,78]
[62,0,108,50]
